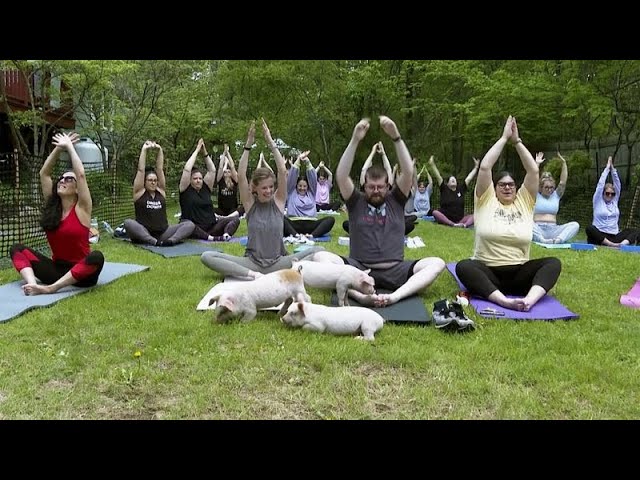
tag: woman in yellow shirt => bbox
[455,116,561,312]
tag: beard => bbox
[366,193,385,208]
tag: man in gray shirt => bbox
[314,116,445,307]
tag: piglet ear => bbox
[208,294,221,307]
[363,269,371,274]
[297,302,306,317]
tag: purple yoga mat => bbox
[624,278,640,297]
[445,262,579,321]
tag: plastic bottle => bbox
[102,221,114,234]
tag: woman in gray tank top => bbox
[200,119,322,279]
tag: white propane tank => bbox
[61,137,104,172]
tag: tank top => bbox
[46,205,90,263]
[244,199,287,268]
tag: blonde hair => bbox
[540,171,555,188]
[251,167,276,193]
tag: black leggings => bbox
[586,225,640,245]
[284,217,335,237]
[455,257,561,299]
[10,243,105,287]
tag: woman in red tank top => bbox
[10,132,104,295]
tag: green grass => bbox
[0,212,638,419]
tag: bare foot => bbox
[22,283,51,296]
[372,293,398,308]
[453,223,465,228]
[499,297,527,311]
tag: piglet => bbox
[281,301,384,341]
[291,260,375,306]
[208,267,310,323]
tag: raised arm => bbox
[359,143,377,187]
[476,116,513,198]
[154,143,166,196]
[380,116,412,196]
[39,132,79,201]
[427,155,443,186]
[555,151,568,198]
[611,156,621,195]
[511,118,539,198]
[378,141,394,187]
[180,138,204,193]
[262,118,288,211]
[133,141,153,201]
[391,164,398,187]
[305,155,318,197]
[224,144,239,183]
[238,121,256,212]
[258,151,274,173]
[338,118,370,200]
[324,163,333,187]
[201,141,216,191]
[217,155,228,183]
[55,133,92,223]
[464,157,480,187]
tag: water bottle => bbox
[91,218,98,229]
[89,218,100,244]
[102,221,114,234]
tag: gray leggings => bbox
[201,246,323,278]
[124,219,196,245]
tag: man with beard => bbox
[313,116,445,307]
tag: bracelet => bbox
[203,153,209,157]
[516,138,523,144]
[243,146,252,151]
[392,135,402,143]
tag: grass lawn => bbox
[0,211,638,419]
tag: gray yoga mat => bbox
[0,262,149,323]
[330,289,431,325]
[135,242,221,258]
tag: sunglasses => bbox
[58,175,77,184]
[604,191,616,197]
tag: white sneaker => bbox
[412,237,425,248]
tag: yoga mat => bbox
[197,236,247,245]
[136,242,221,258]
[620,245,640,253]
[445,262,578,321]
[330,289,430,325]
[571,243,597,251]
[420,216,435,222]
[533,242,572,249]
[620,278,640,309]
[0,262,149,323]
[197,277,283,311]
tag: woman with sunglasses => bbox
[124,140,195,246]
[10,132,105,295]
[455,116,561,312]
[586,155,640,247]
[532,151,580,244]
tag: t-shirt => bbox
[346,186,407,265]
[217,177,239,215]
[46,204,90,263]
[180,183,216,229]
[439,182,467,223]
[315,180,331,204]
[134,190,168,237]
[287,164,318,217]
[413,185,432,213]
[472,184,535,267]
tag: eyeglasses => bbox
[146,178,158,183]
[58,175,76,184]
[542,185,555,190]
[604,191,616,197]
[364,184,388,192]
[497,182,516,189]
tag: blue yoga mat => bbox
[136,242,221,258]
[0,262,149,323]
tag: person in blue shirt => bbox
[586,155,640,247]
[532,151,579,244]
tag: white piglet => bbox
[291,260,375,306]
[209,267,310,323]
[281,301,384,341]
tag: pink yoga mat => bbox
[446,262,579,321]
[620,278,640,309]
